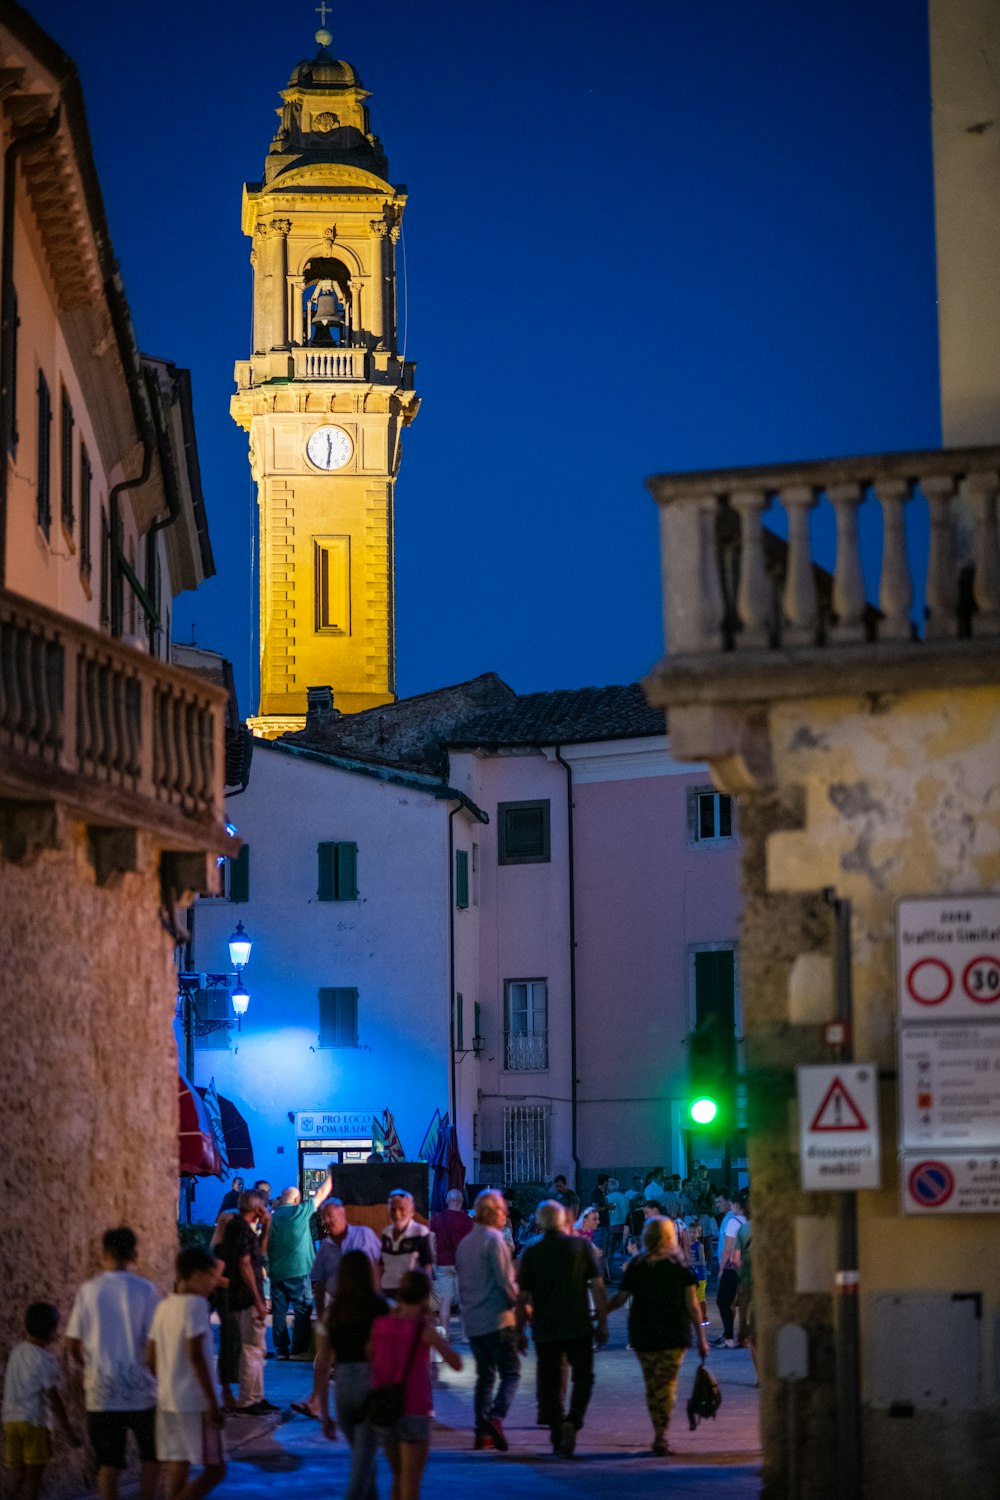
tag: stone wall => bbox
[0,820,180,1495]
[738,685,1000,1499]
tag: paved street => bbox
[216,1307,762,1499]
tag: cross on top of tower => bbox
[314,0,332,46]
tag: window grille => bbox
[503,1105,548,1183]
[504,979,548,1069]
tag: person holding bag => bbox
[367,1271,461,1500]
[314,1251,389,1500]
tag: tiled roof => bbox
[448,683,665,748]
[283,672,516,776]
[286,676,665,776]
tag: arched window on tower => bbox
[302,257,354,347]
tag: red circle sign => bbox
[906,957,953,1006]
[908,1160,954,1208]
[963,955,1000,1005]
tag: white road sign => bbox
[897,894,1000,1020]
[902,1154,1000,1214]
[797,1064,881,1190]
[900,1025,1000,1150]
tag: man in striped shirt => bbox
[379,1190,434,1293]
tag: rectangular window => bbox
[455,849,469,909]
[79,446,92,580]
[193,988,232,1051]
[99,507,111,627]
[60,387,74,533]
[689,786,735,846]
[504,978,548,1070]
[314,535,350,633]
[228,844,250,903]
[455,992,464,1050]
[3,285,18,453]
[498,800,551,865]
[693,947,737,1045]
[474,1000,482,1048]
[319,986,359,1048]
[503,1104,548,1183]
[36,371,51,537]
[318,840,358,901]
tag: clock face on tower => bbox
[306,425,353,471]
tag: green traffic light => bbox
[690,1096,719,1125]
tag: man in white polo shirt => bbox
[379,1190,433,1293]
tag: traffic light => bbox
[686,1013,736,1131]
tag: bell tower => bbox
[232,23,418,736]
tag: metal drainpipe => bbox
[0,107,62,586]
[109,440,154,639]
[825,888,862,1500]
[554,748,582,1189]
[447,804,460,1128]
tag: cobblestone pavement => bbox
[217,1305,762,1499]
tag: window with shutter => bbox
[498,801,551,864]
[455,992,464,1050]
[60,387,74,532]
[79,445,92,580]
[228,845,250,903]
[455,849,469,909]
[37,371,51,537]
[318,841,358,900]
[318,986,359,1048]
[3,285,18,454]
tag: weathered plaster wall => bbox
[744,685,1000,1498]
[0,825,179,1495]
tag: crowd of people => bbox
[1,1165,752,1500]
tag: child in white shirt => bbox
[3,1302,81,1499]
[148,1247,226,1500]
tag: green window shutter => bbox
[319,986,358,1048]
[229,845,250,903]
[474,1001,482,1045]
[456,992,464,1050]
[335,841,358,901]
[456,849,469,909]
[318,841,336,901]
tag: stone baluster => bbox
[731,489,771,648]
[873,478,913,641]
[828,482,867,644]
[779,485,819,646]
[659,493,723,653]
[921,475,959,639]
[964,470,1000,635]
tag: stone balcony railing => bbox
[643,446,1000,788]
[646,445,1000,688]
[0,587,232,858]
[234,348,416,390]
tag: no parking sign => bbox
[902,1155,1000,1214]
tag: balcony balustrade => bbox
[292,347,369,381]
[504,1031,549,1071]
[0,587,230,851]
[648,447,1000,662]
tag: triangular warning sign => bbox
[809,1076,868,1132]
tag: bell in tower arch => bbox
[310,282,344,346]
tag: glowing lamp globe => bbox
[228,921,252,970]
[690,1097,719,1126]
[231,984,250,1018]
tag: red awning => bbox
[178,1073,223,1177]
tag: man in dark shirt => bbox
[220,1191,278,1415]
[516,1200,608,1457]
[591,1174,612,1280]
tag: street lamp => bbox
[228,921,252,970]
[177,920,255,1077]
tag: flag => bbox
[201,1077,229,1174]
[382,1106,406,1162]
[416,1109,441,1163]
[370,1111,389,1158]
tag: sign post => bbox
[797,1064,881,1191]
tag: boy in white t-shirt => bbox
[66,1227,160,1500]
[3,1302,81,1499]
[148,1246,226,1500]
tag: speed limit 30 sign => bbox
[898,896,1000,1020]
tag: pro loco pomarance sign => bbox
[897,895,1000,1021]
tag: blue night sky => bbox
[27,0,940,711]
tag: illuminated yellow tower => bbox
[232,22,418,735]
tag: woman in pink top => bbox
[368,1271,461,1500]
